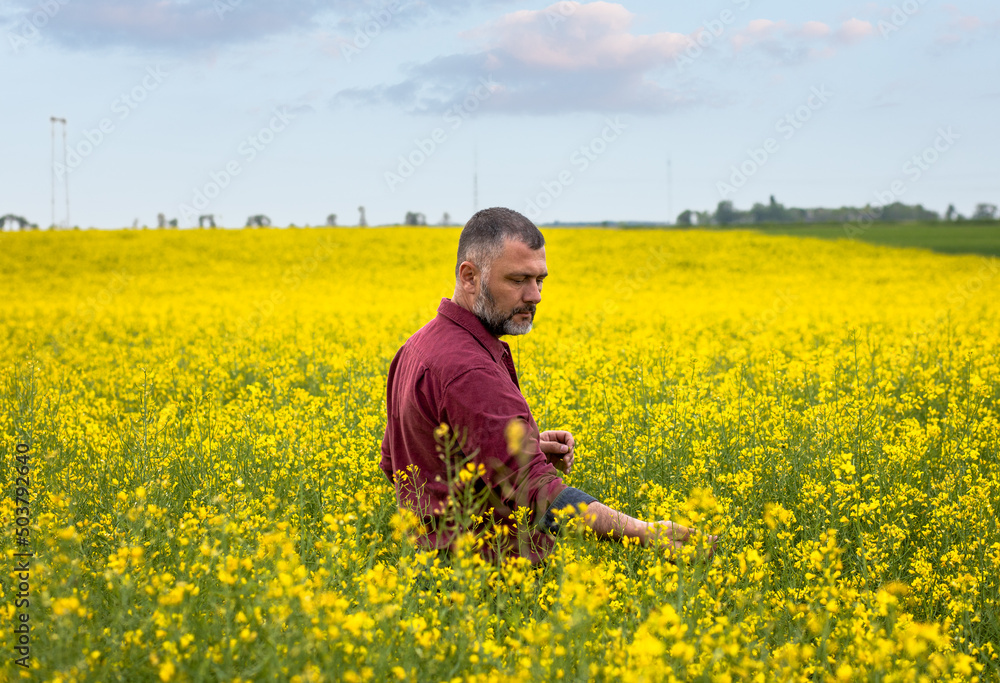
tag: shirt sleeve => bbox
[379,350,400,483]
[441,364,567,522]
[537,487,599,534]
[379,432,393,483]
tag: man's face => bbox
[473,239,547,337]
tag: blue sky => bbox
[2,0,997,228]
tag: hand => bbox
[646,521,718,559]
[539,429,574,474]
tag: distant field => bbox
[719,221,1000,258]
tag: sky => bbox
[1,0,998,228]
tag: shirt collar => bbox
[436,297,509,364]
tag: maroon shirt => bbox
[380,297,567,562]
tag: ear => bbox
[457,261,480,294]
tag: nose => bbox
[524,280,542,305]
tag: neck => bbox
[451,289,474,312]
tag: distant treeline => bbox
[676,197,999,226]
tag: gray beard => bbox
[473,279,535,337]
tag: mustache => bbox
[513,305,536,315]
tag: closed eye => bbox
[509,274,547,285]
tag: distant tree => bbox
[676,210,693,226]
[0,214,37,231]
[879,202,939,222]
[404,212,427,226]
[752,195,790,223]
[973,203,998,220]
[787,207,809,222]
[358,206,367,227]
[945,204,957,221]
[714,201,738,225]
[440,212,451,226]
[683,199,954,226]
[326,214,337,227]
[878,203,906,222]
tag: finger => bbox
[664,521,692,540]
[540,434,570,453]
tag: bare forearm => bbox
[582,502,653,545]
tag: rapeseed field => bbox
[1,226,998,682]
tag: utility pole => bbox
[63,119,69,228]
[51,118,56,229]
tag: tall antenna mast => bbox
[51,117,56,229]
[473,145,479,214]
[63,119,70,228]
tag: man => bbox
[380,207,712,563]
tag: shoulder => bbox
[399,315,496,385]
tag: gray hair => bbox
[455,207,545,278]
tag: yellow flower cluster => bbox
[1,226,997,681]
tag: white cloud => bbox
[936,6,1000,47]
[836,18,875,43]
[730,17,874,63]
[336,1,701,114]
[462,1,689,71]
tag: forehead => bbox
[494,238,547,275]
